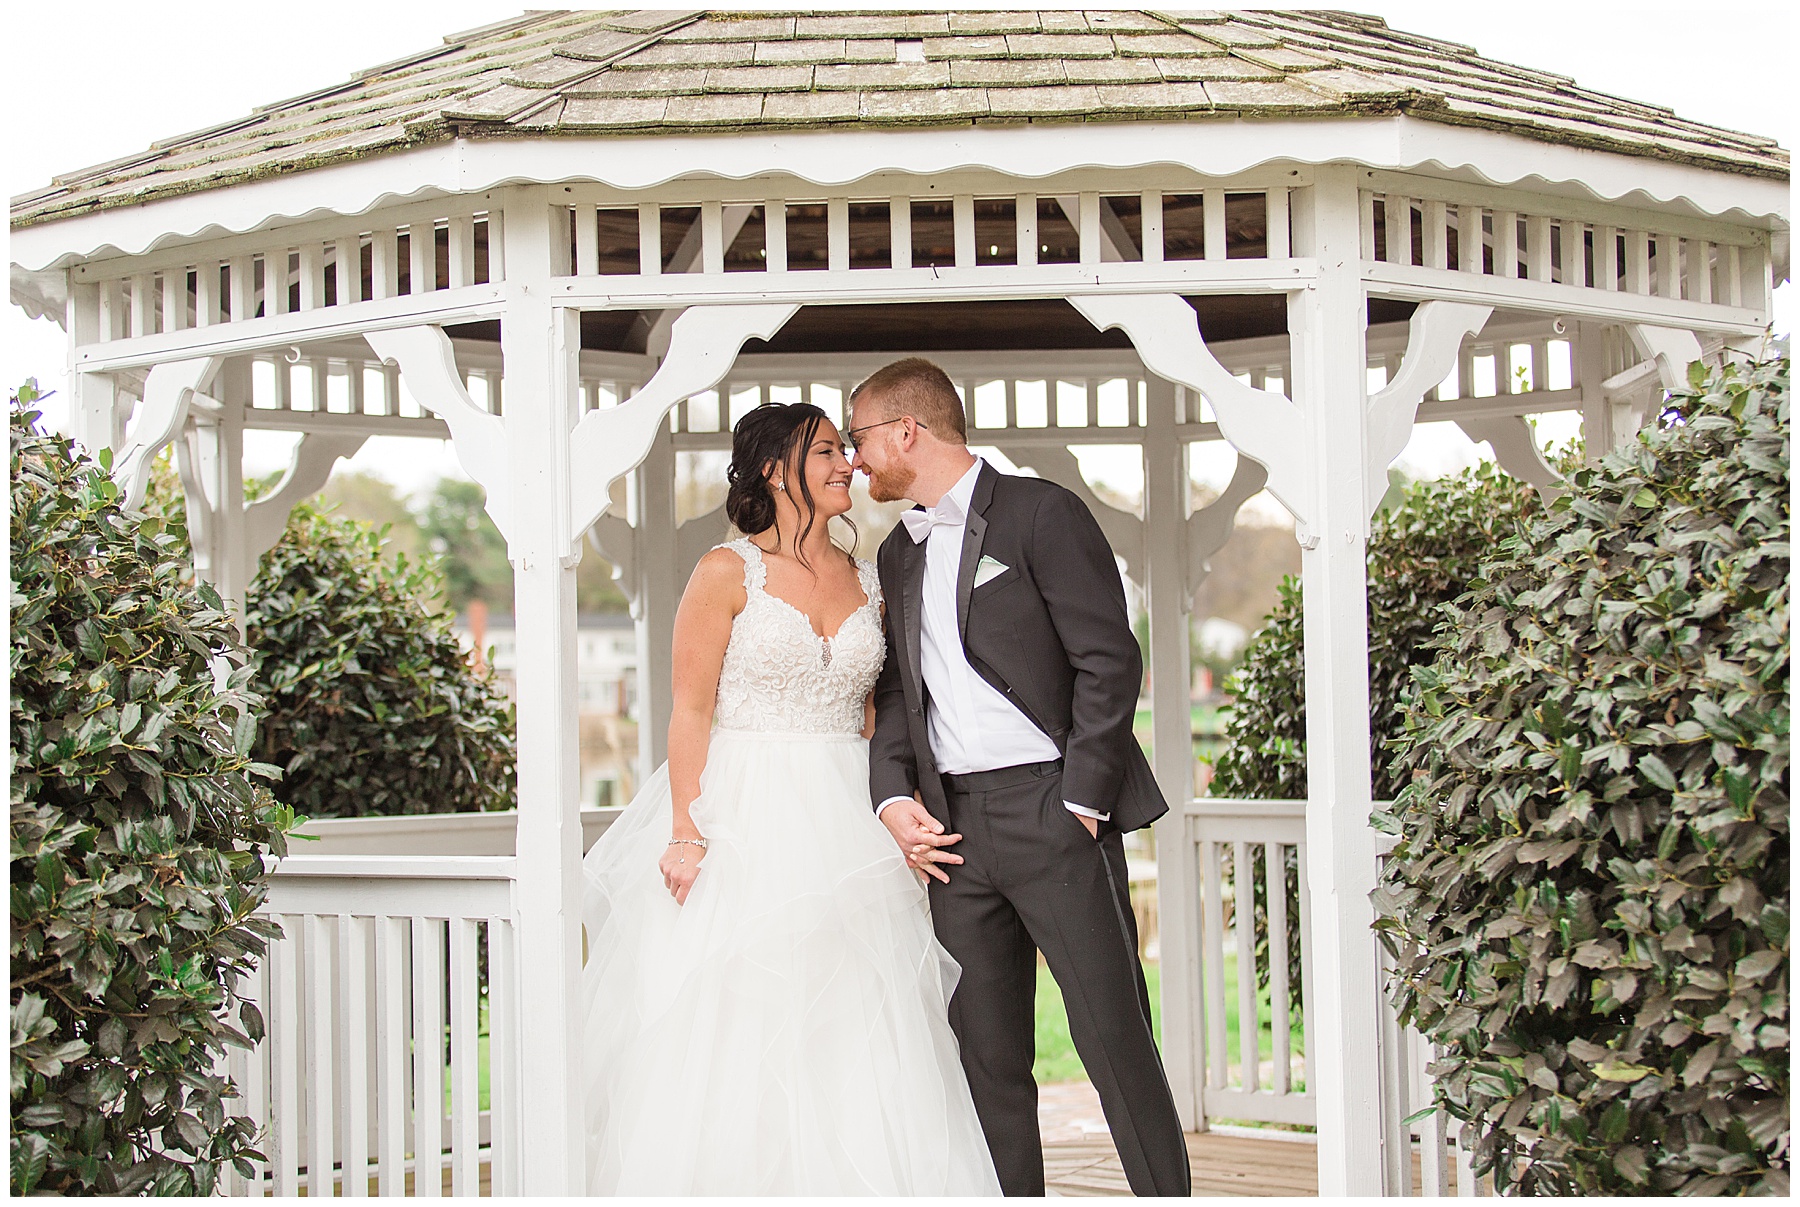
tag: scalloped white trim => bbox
[10,116,1787,278]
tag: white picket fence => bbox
[1172,799,1489,1196]
[223,803,1489,1195]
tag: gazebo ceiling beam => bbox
[1364,264,1766,334]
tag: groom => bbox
[848,359,1190,1197]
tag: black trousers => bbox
[929,761,1190,1198]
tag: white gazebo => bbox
[11,9,1786,1196]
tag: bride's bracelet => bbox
[667,837,709,850]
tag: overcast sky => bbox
[6,2,1791,498]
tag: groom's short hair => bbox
[850,358,968,444]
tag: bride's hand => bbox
[660,836,707,905]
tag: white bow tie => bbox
[901,495,966,543]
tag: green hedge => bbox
[244,501,516,818]
[1375,356,1789,1194]
[10,394,296,1195]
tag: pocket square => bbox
[973,555,1010,588]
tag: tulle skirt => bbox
[579,728,1001,1196]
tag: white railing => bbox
[1172,799,1490,1195]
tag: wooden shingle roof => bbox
[12,9,1788,228]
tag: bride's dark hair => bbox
[725,402,854,569]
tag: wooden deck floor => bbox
[1046,1131,1320,1198]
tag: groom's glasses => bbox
[843,416,927,451]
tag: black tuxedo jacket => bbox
[869,462,1169,834]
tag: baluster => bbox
[1360,191,1378,262]
[272,918,302,1197]
[489,919,518,1195]
[129,272,153,336]
[273,358,293,411]
[1562,221,1588,288]
[1422,199,1447,270]
[1415,1029,1450,1196]
[701,200,725,275]
[1079,191,1102,265]
[373,916,407,1196]
[305,914,337,1198]
[161,271,187,334]
[1012,193,1036,268]
[638,203,661,276]
[296,243,323,311]
[226,256,252,322]
[1657,234,1682,300]
[309,358,329,413]
[1377,940,1411,1193]
[444,218,471,289]
[1083,379,1096,428]
[1531,340,1549,395]
[380,363,400,419]
[1626,229,1651,294]
[1596,225,1619,291]
[886,195,909,270]
[1526,214,1551,281]
[828,197,850,272]
[552,206,573,278]
[1266,843,1290,1095]
[97,279,121,341]
[1457,205,1482,273]
[767,197,790,272]
[410,918,445,1197]
[245,958,272,1196]
[487,370,502,417]
[485,209,505,282]
[1385,194,1412,269]
[1233,842,1259,1091]
[1202,188,1226,261]
[1296,845,1316,1101]
[271,252,294,316]
[410,223,436,296]
[336,236,362,305]
[1265,187,1289,259]
[370,231,398,301]
[1693,241,1714,304]
[1201,841,1228,1090]
[448,918,480,1196]
[1725,243,1743,307]
[1004,378,1017,428]
[338,914,369,1197]
[195,263,219,328]
[951,194,976,269]
[1495,210,1518,279]
[347,363,367,416]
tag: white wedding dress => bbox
[579,538,1001,1196]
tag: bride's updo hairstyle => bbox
[726,402,850,569]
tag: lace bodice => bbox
[712,538,885,735]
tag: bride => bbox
[578,402,1002,1195]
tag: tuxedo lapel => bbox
[956,463,1000,642]
[898,516,928,699]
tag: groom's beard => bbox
[864,460,917,503]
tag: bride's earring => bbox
[775,480,786,492]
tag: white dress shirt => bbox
[878,459,1109,822]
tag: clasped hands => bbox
[880,796,964,883]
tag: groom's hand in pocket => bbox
[881,795,963,884]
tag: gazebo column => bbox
[498,188,588,1193]
[632,426,680,773]
[1140,374,1201,1130]
[1287,165,1385,1196]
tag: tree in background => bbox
[244,501,516,818]
[11,388,296,1195]
[1376,356,1788,1194]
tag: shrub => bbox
[1210,464,1542,1016]
[1374,356,1789,1194]
[244,501,515,818]
[10,392,296,1195]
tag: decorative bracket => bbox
[1069,293,1313,530]
[1622,324,1705,431]
[244,433,370,563]
[588,514,639,611]
[1187,455,1270,602]
[1365,301,1492,517]
[568,303,799,538]
[1456,415,1564,500]
[363,326,513,545]
[995,444,1144,585]
[115,357,221,509]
